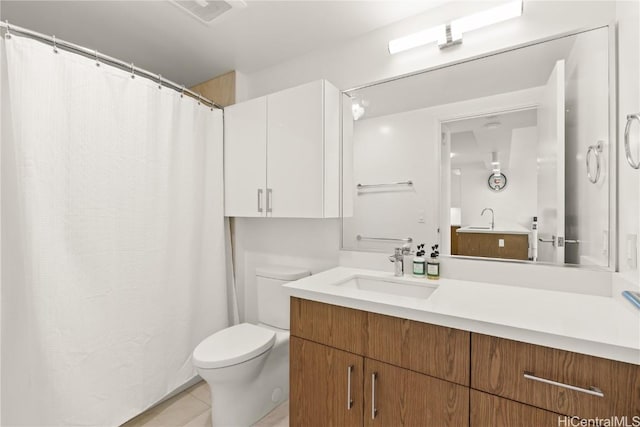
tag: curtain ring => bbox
[158,74,162,90]
[197,93,202,105]
[180,85,185,98]
[52,35,58,54]
[4,20,11,40]
[130,63,135,79]
[94,50,100,67]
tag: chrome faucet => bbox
[389,245,411,277]
[389,247,404,277]
[481,207,495,229]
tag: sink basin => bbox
[335,275,437,299]
[466,226,492,230]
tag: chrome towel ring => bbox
[586,141,604,184]
[624,114,640,169]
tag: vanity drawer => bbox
[471,334,640,419]
[290,297,367,355]
[470,390,562,427]
[366,312,470,386]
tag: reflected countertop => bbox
[284,267,640,365]
[456,225,531,234]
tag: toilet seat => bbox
[193,323,276,369]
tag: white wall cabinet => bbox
[224,80,340,218]
[224,96,268,217]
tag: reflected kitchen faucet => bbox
[481,208,495,230]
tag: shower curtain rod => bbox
[0,21,223,110]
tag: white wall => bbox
[343,109,439,252]
[233,218,340,322]
[0,1,3,419]
[616,0,640,282]
[564,28,610,266]
[234,1,621,321]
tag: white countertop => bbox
[456,225,530,235]
[284,267,640,365]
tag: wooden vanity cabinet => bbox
[290,298,470,427]
[290,298,640,426]
[456,232,528,260]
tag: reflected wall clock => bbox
[488,173,507,191]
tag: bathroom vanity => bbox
[454,227,530,260]
[285,268,640,426]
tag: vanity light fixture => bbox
[388,0,523,54]
[388,24,447,55]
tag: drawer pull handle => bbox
[266,188,273,213]
[347,365,353,410]
[523,372,604,398]
[371,372,378,420]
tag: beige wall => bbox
[190,70,236,107]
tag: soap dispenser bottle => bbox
[427,244,440,280]
[413,244,426,277]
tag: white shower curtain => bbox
[1,36,228,426]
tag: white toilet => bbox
[192,266,310,427]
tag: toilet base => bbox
[198,329,289,427]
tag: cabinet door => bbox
[267,81,324,217]
[290,337,363,427]
[364,359,469,427]
[224,96,267,217]
[470,390,562,427]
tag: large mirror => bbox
[341,26,615,269]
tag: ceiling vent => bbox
[170,0,247,25]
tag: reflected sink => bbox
[334,275,437,299]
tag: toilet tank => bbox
[256,266,311,329]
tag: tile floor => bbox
[121,381,289,427]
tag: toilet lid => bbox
[193,323,276,369]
